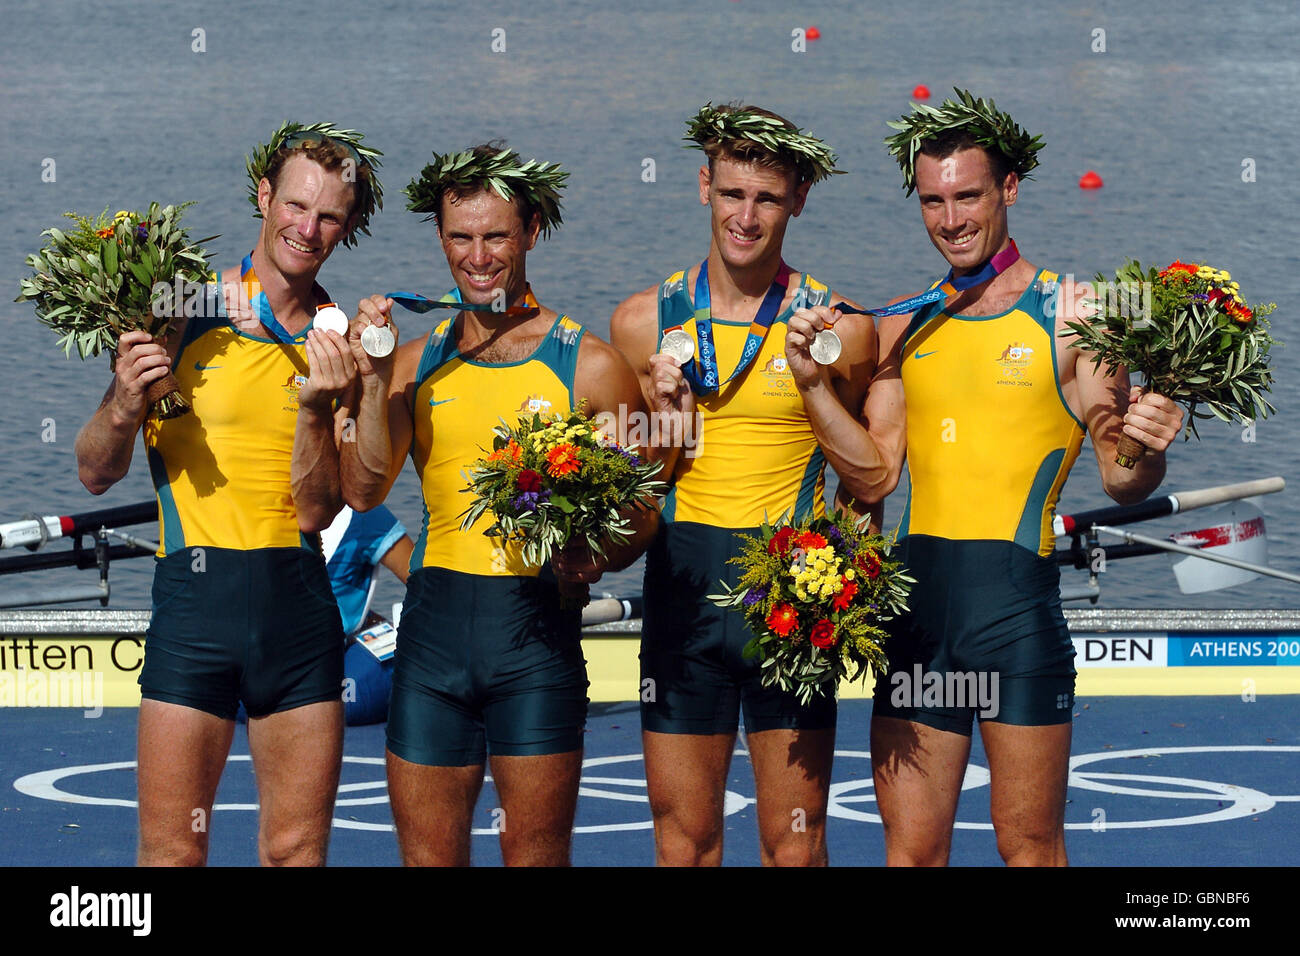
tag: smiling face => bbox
[914,147,1018,275]
[699,156,809,272]
[437,187,539,308]
[256,153,355,280]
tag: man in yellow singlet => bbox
[869,91,1185,865]
[341,144,658,866]
[74,122,381,865]
[610,104,899,866]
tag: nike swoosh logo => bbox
[429,397,456,407]
[194,361,222,370]
[914,350,938,359]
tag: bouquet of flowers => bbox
[1064,259,1278,468]
[460,404,665,605]
[710,511,913,704]
[16,203,217,419]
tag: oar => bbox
[0,501,156,551]
[1053,477,1285,537]
[1092,524,1300,586]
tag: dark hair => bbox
[916,128,1015,184]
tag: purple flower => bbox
[512,488,551,512]
[617,445,642,467]
[742,586,768,607]
[136,224,149,239]
[1190,293,1209,302]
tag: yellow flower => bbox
[113,210,131,222]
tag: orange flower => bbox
[831,578,858,612]
[487,440,522,467]
[545,442,581,477]
[795,531,827,550]
[1159,260,1198,280]
[766,603,798,637]
[96,226,115,238]
[1229,303,1254,324]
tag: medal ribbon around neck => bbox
[664,260,792,396]
[831,239,1021,317]
[240,252,314,344]
[387,286,540,316]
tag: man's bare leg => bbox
[980,721,1071,866]
[870,715,972,866]
[136,700,235,866]
[247,699,343,866]
[748,727,835,866]
[642,731,735,866]
[489,750,583,866]
[386,750,484,866]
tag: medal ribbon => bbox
[664,260,792,396]
[831,239,1021,317]
[387,287,540,315]
[241,252,309,344]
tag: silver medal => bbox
[659,329,695,365]
[810,329,842,365]
[360,323,396,358]
[313,305,350,336]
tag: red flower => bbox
[809,619,836,648]
[796,531,827,551]
[768,527,797,556]
[856,549,881,578]
[545,443,582,477]
[517,469,543,493]
[1159,260,1198,280]
[766,603,798,637]
[831,579,858,612]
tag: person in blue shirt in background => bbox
[324,504,414,725]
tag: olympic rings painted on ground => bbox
[13,746,1300,835]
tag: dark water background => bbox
[2,0,1297,612]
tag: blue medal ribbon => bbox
[832,239,1021,317]
[387,288,539,315]
[666,260,791,396]
[241,252,310,344]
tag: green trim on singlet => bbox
[146,446,186,554]
[1012,447,1066,553]
[794,445,826,520]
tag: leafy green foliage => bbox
[1063,260,1279,437]
[684,102,843,185]
[885,88,1044,195]
[406,147,568,238]
[16,203,217,359]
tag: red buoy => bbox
[912,84,931,100]
[806,26,821,40]
[1079,170,1104,189]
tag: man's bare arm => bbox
[610,285,692,480]
[339,295,415,511]
[75,329,178,495]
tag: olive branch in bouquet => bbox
[1063,259,1278,467]
[16,203,218,419]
